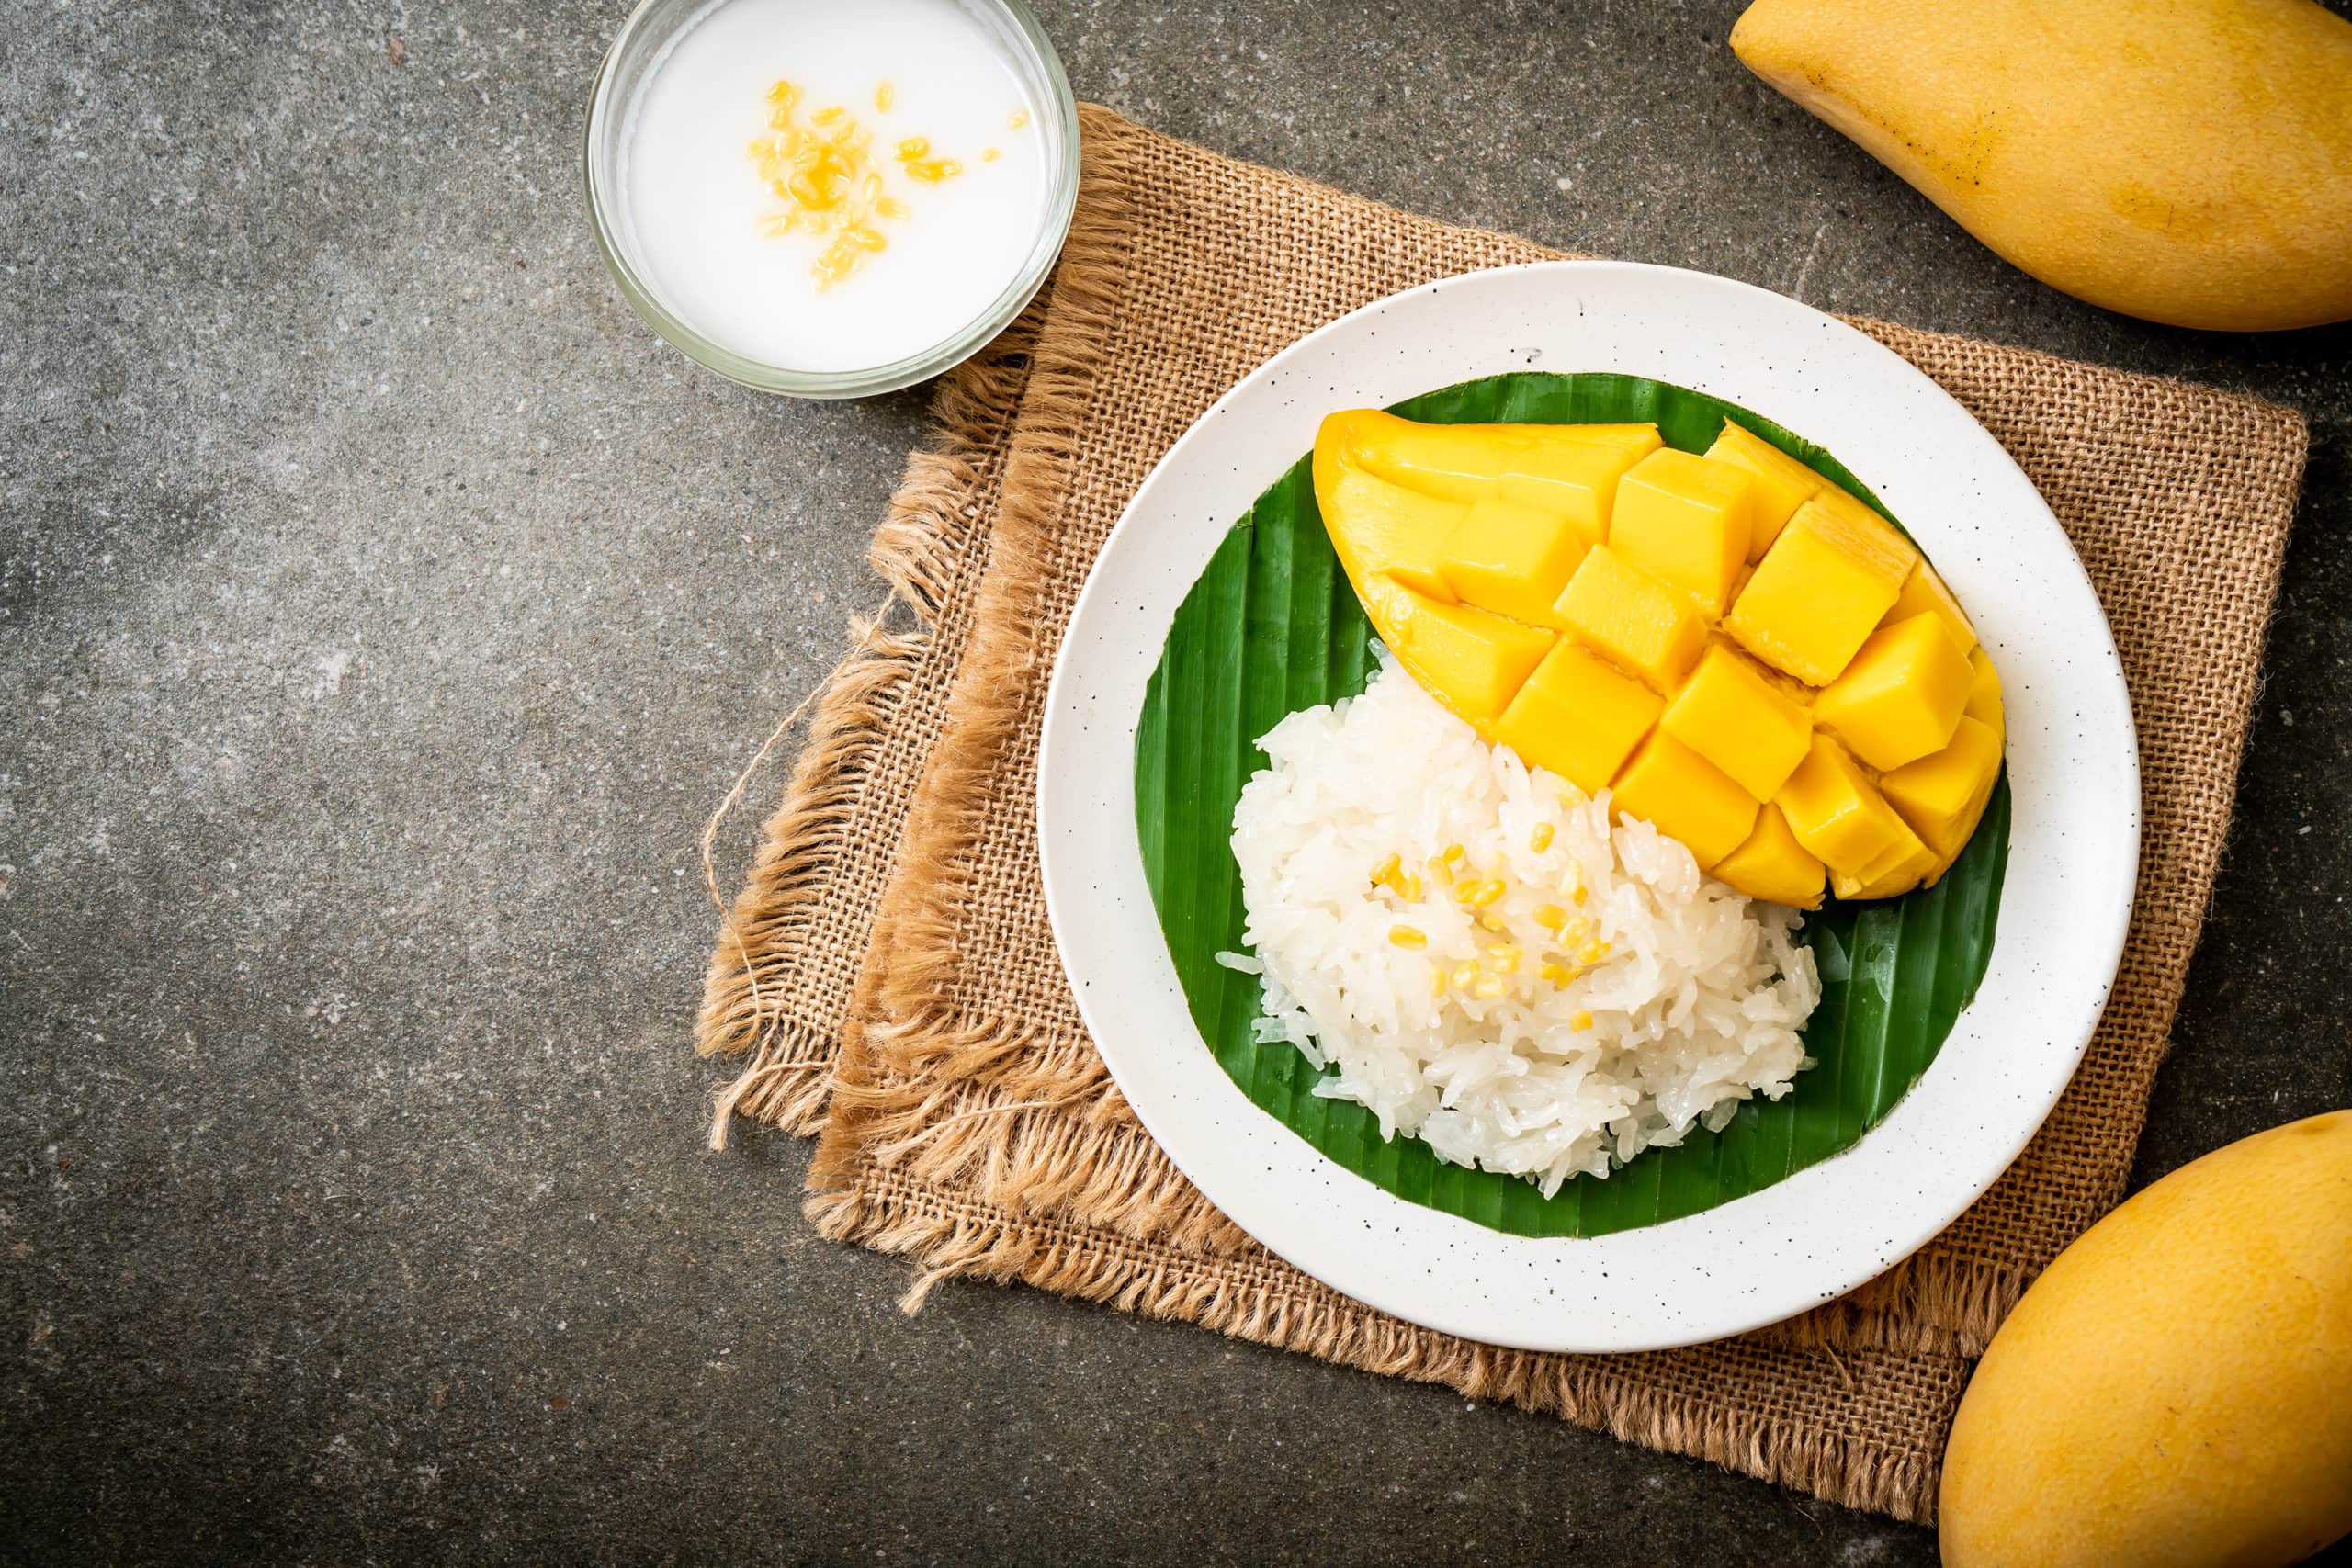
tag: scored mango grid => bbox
[1318,414,2006,906]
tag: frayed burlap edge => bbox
[807,102,1161,1184]
[806,1164,1952,1521]
[694,616,925,1137]
[691,291,1048,1136]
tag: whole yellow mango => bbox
[1939,1110,2352,1567]
[1731,0,2352,332]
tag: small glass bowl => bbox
[582,0,1080,399]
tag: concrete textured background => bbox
[5,0,2348,1562]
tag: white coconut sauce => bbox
[619,0,1046,372]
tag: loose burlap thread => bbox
[695,107,2307,1521]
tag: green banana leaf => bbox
[1135,372,2009,1237]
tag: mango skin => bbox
[1731,0,2352,332]
[1939,1111,2352,1567]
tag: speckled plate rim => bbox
[1036,260,2139,1354]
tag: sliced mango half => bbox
[1312,409,2004,906]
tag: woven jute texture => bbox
[696,107,2307,1520]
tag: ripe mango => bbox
[1731,0,2352,332]
[1939,1110,2352,1567]
[1314,411,2002,903]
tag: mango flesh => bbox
[1711,804,1825,909]
[1659,643,1812,801]
[1313,410,2004,905]
[1610,447,1754,614]
[1611,731,1760,870]
[1314,462,1464,611]
[1814,611,1974,772]
[1493,642,1663,797]
[1891,560,1976,658]
[1440,498,1586,626]
[1555,545,1710,691]
[1731,0,2352,333]
[1963,646,2003,740]
[1779,732,1908,876]
[1881,713,2002,862]
[1349,415,1659,513]
[1704,420,1819,557]
[1828,811,1937,901]
[1723,495,1910,686]
[1940,1111,2352,1568]
[1383,588,1558,726]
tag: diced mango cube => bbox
[1711,803,1826,908]
[1382,590,1558,727]
[1808,483,1922,576]
[1704,420,1823,558]
[1496,440,1657,548]
[1607,448,1755,614]
[1659,642,1815,800]
[1815,612,1973,771]
[1438,497,1588,627]
[1554,546,1709,691]
[1312,457,1466,604]
[1928,777,1998,884]
[1776,733,1909,876]
[1723,494,1912,685]
[1891,561,1978,656]
[1831,815,1939,901]
[1880,714,2004,861]
[1492,642,1664,796]
[1965,645,2004,740]
[1609,732,1760,870]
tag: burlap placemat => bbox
[697,107,2306,1519]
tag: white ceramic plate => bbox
[1036,261,2138,1354]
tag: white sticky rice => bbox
[1225,655,1821,1193]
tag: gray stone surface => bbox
[4,0,2346,1562]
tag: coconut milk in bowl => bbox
[584,0,1077,396]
